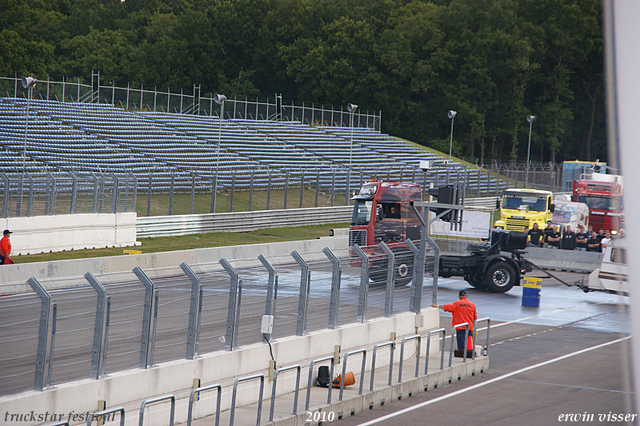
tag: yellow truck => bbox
[494,188,554,231]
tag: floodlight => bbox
[214,93,227,105]
[21,77,37,88]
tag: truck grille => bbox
[506,218,529,230]
[349,229,367,246]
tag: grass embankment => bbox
[16,222,351,264]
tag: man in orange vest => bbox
[0,229,13,265]
[432,290,477,351]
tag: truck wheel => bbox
[484,262,516,293]
[391,247,414,287]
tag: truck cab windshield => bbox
[503,194,547,212]
[352,200,373,225]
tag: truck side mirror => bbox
[550,203,555,213]
[496,199,501,209]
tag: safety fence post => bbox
[474,317,491,359]
[0,172,8,218]
[322,247,341,329]
[86,406,125,426]
[258,254,277,341]
[46,303,57,388]
[132,267,155,368]
[378,242,395,317]
[424,328,446,374]
[291,251,310,336]
[306,355,335,410]
[180,262,201,359]
[68,171,78,214]
[339,349,366,401]
[370,341,395,391]
[220,258,241,350]
[27,277,51,390]
[46,171,57,215]
[101,295,111,378]
[229,374,264,426]
[269,364,301,422]
[187,384,221,426]
[139,395,175,426]
[448,322,469,367]
[351,245,370,323]
[398,335,421,383]
[110,172,119,214]
[84,272,107,379]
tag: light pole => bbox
[18,77,37,216]
[212,93,227,213]
[347,103,358,203]
[525,115,536,188]
[448,110,457,161]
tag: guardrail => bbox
[136,206,353,237]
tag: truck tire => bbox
[484,262,516,293]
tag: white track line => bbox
[353,335,631,426]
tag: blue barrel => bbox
[522,278,541,307]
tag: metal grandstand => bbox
[0,96,508,217]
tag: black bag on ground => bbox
[316,366,331,387]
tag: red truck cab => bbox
[572,179,623,232]
[349,181,423,247]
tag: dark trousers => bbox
[456,329,470,351]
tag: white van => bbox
[551,201,590,232]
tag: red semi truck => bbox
[571,176,623,232]
[349,180,532,293]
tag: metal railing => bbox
[139,395,175,426]
[188,384,222,426]
[0,73,382,130]
[448,322,470,367]
[397,335,422,382]
[269,365,302,422]
[229,374,265,426]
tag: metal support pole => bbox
[258,254,277,341]
[68,171,78,214]
[46,303,57,388]
[101,295,111,378]
[84,272,107,379]
[291,251,310,336]
[378,242,395,317]
[322,247,341,329]
[169,171,175,215]
[220,258,240,350]
[27,277,51,390]
[180,262,201,359]
[110,172,119,214]
[132,267,155,368]
[352,245,370,323]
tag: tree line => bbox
[0,0,606,164]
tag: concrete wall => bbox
[0,311,439,426]
[1,212,138,256]
[0,235,349,294]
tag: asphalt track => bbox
[335,270,635,426]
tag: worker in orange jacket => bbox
[432,290,477,351]
[0,229,13,265]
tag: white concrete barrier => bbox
[0,311,438,426]
[1,212,138,256]
[0,235,349,294]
